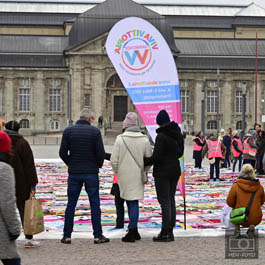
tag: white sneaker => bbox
[24,239,41,248]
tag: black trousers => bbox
[111,184,125,228]
[17,201,33,240]
[114,194,125,228]
[154,176,178,229]
[194,157,202,168]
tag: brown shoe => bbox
[247,225,255,237]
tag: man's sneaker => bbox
[61,237,71,244]
[24,239,41,248]
[94,235,110,244]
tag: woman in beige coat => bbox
[111,112,152,243]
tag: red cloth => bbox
[0,131,11,153]
[113,174,118,184]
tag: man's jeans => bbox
[1,259,21,265]
[126,200,139,229]
[232,155,242,172]
[63,174,102,238]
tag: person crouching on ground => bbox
[111,112,152,243]
[202,134,226,182]
[0,131,21,265]
[226,164,265,237]
[144,110,184,242]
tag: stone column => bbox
[4,77,15,121]
[92,68,104,122]
[34,72,45,131]
[222,79,233,129]
[193,78,203,132]
[71,67,82,122]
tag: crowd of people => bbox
[193,123,265,180]
[0,110,264,264]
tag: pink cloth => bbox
[113,174,118,184]
[122,112,138,129]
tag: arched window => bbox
[50,120,60,131]
[107,74,123,88]
[20,119,30,129]
[207,120,217,130]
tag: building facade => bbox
[1,0,265,135]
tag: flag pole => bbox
[184,196,187,230]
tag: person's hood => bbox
[156,121,181,140]
[4,130,23,146]
[236,176,260,193]
[208,135,218,141]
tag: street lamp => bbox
[242,81,247,137]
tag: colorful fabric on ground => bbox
[35,161,265,233]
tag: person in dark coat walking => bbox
[256,131,265,175]
[5,121,39,248]
[222,130,232,169]
[59,108,109,244]
[144,110,184,242]
[193,131,205,169]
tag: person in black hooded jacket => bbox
[144,110,184,242]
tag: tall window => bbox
[84,94,91,108]
[181,90,190,113]
[207,120,217,130]
[235,91,243,113]
[180,80,188,88]
[50,120,60,131]
[237,81,247,89]
[207,81,217,88]
[19,79,31,112]
[20,119,30,129]
[207,90,217,113]
[49,79,61,112]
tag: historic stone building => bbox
[1,0,265,135]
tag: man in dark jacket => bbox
[144,110,184,242]
[5,120,39,248]
[59,108,109,244]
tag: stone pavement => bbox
[18,237,265,265]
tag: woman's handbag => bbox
[24,193,44,235]
[209,158,215,165]
[121,136,148,184]
[229,191,256,224]
[249,150,257,156]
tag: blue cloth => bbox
[222,136,231,151]
[1,259,21,265]
[233,154,242,172]
[63,174,102,238]
[126,200,139,229]
[59,120,105,174]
